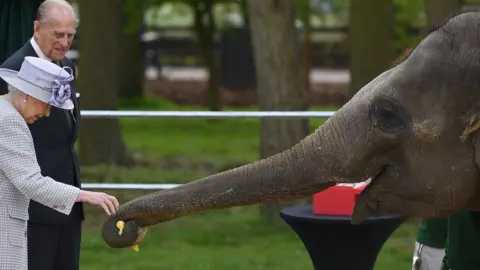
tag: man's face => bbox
[33,7,76,61]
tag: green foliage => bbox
[463,0,480,4]
[141,0,242,29]
[122,0,148,34]
[393,0,427,53]
[394,0,426,27]
[122,0,427,56]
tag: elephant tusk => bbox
[116,220,125,236]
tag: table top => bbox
[280,204,405,225]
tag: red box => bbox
[312,183,368,216]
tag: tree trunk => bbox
[239,0,250,28]
[246,0,310,217]
[77,0,132,166]
[349,0,395,96]
[423,0,460,24]
[117,0,143,99]
[423,0,460,25]
[301,0,312,90]
[193,0,221,111]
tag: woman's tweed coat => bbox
[0,99,79,270]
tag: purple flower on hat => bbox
[48,67,73,107]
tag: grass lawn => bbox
[78,98,420,270]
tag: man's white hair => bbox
[36,0,79,28]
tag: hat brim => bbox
[0,68,74,110]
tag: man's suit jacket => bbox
[0,99,80,270]
[0,41,84,225]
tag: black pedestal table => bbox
[280,204,406,270]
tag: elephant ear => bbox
[462,112,480,168]
[461,112,480,211]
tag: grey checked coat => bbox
[0,99,80,270]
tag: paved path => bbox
[67,49,350,84]
[146,67,350,84]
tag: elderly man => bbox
[0,1,83,270]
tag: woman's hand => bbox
[76,190,119,215]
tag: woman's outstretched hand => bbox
[76,190,119,215]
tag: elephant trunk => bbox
[109,97,374,228]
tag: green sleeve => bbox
[416,218,448,248]
[445,210,480,270]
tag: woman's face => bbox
[18,95,51,124]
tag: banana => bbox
[115,220,140,252]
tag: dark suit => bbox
[0,40,84,270]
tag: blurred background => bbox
[4,0,477,269]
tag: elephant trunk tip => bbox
[101,217,148,250]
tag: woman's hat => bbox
[0,56,74,110]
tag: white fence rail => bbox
[80,110,336,119]
[79,110,336,191]
[82,183,180,190]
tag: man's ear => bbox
[462,112,480,168]
[33,21,41,38]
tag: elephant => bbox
[101,11,480,249]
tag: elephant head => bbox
[102,11,480,249]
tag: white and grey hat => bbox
[0,56,74,110]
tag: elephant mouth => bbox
[351,165,389,223]
[367,166,387,186]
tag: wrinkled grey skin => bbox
[102,12,480,248]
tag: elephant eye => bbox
[372,99,406,133]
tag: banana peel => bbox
[116,220,140,252]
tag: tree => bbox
[117,0,144,99]
[0,0,43,64]
[77,0,132,166]
[298,0,312,89]
[349,0,395,96]
[191,0,221,111]
[424,0,460,25]
[246,0,310,217]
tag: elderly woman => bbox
[0,56,119,269]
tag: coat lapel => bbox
[22,41,37,58]
[58,59,79,139]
